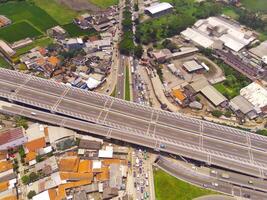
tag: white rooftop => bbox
[240,82,267,113]
[0,40,15,56]
[32,190,51,200]
[145,2,173,15]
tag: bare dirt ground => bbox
[57,0,102,12]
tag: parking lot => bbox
[132,149,151,200]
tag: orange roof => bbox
[0,161,13,173]
[59,157,80,172]
[25,137,46,152]
[25,151,36,162]
[0,195,17,200]
[78,160,92,173]
[66,151,77,156]
[172,89,186,101]
[0,151,7,160]
[0,181,9,192]
[96,166,109,181]
[59,172,93,181]
[56,179,91,200]
[102,159,127,166]
[47,56,60,66]
[48,189,57,200]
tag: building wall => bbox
[0,136,27,151]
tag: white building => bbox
[240,82,267,114]
[144,2,173,17]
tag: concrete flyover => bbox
[0,68,267,178]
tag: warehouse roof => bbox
[183,60,203,72]
[201,85,227,106]
[0,40,15,57]
[230,95,254,114]
[145,2,173,15]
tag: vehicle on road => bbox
[160,143,166,148]
[212,182,218,187]
[31,112,37,116]
[248,180,253,185]
[221,173,230,179]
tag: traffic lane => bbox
[1,105,63,125]
[65,88,107,108]
[202,126,248,145]
[0,70,28,85]
[15,88,59,107]
[210,156,261,178]
[110,101,152,119]
[214,169,267,192]
[157,114,201,132]
[156,159,233,195]
[252,150,267,165]
[57,99,102,120]
[154,125,200,146]
[25,78,65,96]
[203,137,250,160]
[105,111,150,132]
[162,142,209,162]
[232,186,267,200]
[0,81,19,94]
[250,139,267,151]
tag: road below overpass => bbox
[155,157,267,200]
[0,68,267,178]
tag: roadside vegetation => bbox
[124,66,131,101]
[0,57,12,69]
[241,0,267,13]
[154,169,216,200]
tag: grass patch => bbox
[89,0,119,8]
[223,7,239,20]
[241,0,267,13]
[214,82,238,99]
[154,169,216,200]
[63,23,97,37]
[13,37,53,57]
[0,21,42,43]
[124,66,131,101]
[32,0,78,25]
[111,85,117,97]
[0,57,12,69]
[0,1,58,32]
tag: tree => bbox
[22,175,30,185]
[224,110,232,118]
[15,117,28,129]
[211,110,223,118]
[256,129,267,136]
[29,172,38,182]
[134,45,143,59]
[27,190,36,199]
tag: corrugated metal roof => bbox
[201,85,227,106]
[145,3,173,15]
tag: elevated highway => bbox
[0,68,267,178]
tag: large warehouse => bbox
[144,2,173,17]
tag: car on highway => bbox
[243,194,250,198]
[31,112,37,116]
[248,180,253,185]
[212,182,218,187]
[160,143,166,148]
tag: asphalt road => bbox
[116,55,126,99]
[0,69,267,178]
[156,157,267,200]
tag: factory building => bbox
[144,2,173,17]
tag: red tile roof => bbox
[0,128,24,146]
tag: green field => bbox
[214,82,239,100]
[13,37,53,57]
[154,169,216,200]
[63,23,97,37]
[0,57,12,69]
[124,66,131,101]
[0,1,58,31]
[0,21,42,43]
[32,0,78,25]
[241,0,267,13]
[89,0,119,8]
